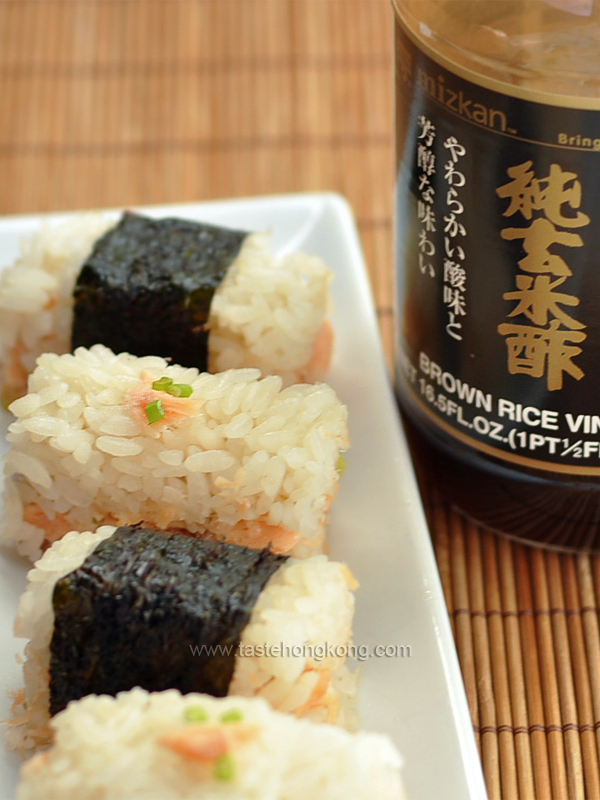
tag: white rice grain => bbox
[0,219,333,407]
[10,529,358,753]
[2,345,348,560]
[17,689,405,800]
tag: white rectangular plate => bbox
[0,193,487,800]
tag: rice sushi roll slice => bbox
[8,526,358,752]
[16,689,405,800]
[0,211,333,406]
[2,344,348,561]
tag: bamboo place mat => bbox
[2,2,600,799]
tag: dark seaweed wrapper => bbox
[49,527,287,716]
[71,212,249,371]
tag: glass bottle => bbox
[392,0,600,550]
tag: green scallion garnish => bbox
[145,398,165,424]
[169,383,193,398]
[152,376,193,398]
[152,377,173,392]
[184,705,208,723]
[220,708,243,724]
[214,753,235,781]
[336,455,347,476]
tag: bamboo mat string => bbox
[545,553,586,799]
[496,538,536,800]
[467,520,501,800]
[530,549,570,799]
[424,485,600,800]
[430,492,455,638]
[482,531,519,800]
[427,488,481,757]
[561,555,600,799]
[577,556,600,769]
[514,545,553,800]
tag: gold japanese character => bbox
[497,161,590,228]
[501,217,583,277]
[503,274,585,330]
[498,319,586,391]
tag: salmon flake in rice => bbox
[2,345,349,560]
[8,528,359,753]
[159,721,259,763]
[15,690,407,800]
[127,371,200,433]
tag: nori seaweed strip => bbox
[71,212,248,370]
[49,527,287,717]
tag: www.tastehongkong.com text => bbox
[189,642,411,663]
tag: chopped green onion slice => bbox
[169,383,193,398]
[220,708,243,724]
[214,753,235,781]
[145,398,165,424]
[336,455,347,476]
[184,705,208,723]
[152,377,173,392]
[151,376,193,398]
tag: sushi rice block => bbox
[0,211,334,406]
[8,526,358,752]
[2,344,349,560]
[16,689,406,800]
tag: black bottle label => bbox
[394,17,600,476]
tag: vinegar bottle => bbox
[392,0,600,549]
